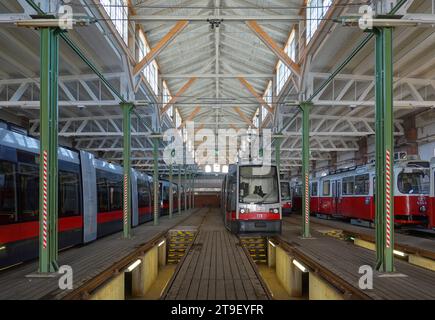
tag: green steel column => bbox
[383,27,395,272]
[169,162,173,219]
[189,172,192,209]
[38,27,60,273]
[192,171,195,209]
[188,171,191,210]
[153,137,159,225]
[178,165,182,214]
[184,167,188,211]
[191,173,194,208]
[191,172,195,209]
[301,102,311,238]
[374,28,385,269]
[374,27,395,272]
[121,103,133,238]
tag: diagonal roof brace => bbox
[237,77,273,113]
[245,20,301,78]
[233,107,257,129]
[133,20,189,77]
[160,77,197,114]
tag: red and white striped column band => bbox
[385,149,391,248]
[305,173,309,224]
[42,150,48,249]
[124,174,128,225]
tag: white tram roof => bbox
[0,128,79,164]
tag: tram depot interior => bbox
[0,0,434,303]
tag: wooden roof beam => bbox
[245,20,301,77]
[233,107,257,129]
[161,77,197,114]
[133,20,189,77]
[180,106,201,128]
[237,77,273,113]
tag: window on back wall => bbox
[162,81,173,118]
[276,30,296,95]
[306,0,332,44]
[138,31,159,96]
[253,108,259,128]
[261,106,268,123]
[175,108,182,128]
[100,0,128,44]
[262,81,272,123]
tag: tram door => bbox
[331,179,342,216]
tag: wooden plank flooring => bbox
[0,210,200,300]
[163,209,269,300]
[279,220,435,300]
[283,215,435,260]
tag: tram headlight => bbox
[270,208,279,214]
[419,205,427,213]
[240,208,246,214]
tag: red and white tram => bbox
[221,164,282,234]
[429,158,435,229]
[313,160,430,226]
[0,127,185,269]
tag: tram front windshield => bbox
[239,166,279,204]
[398,168,430,194]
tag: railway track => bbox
[61,209,203,300]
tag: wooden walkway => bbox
[283,215,435,260]
[0,210,200,300]
[163,209,269,300]
[278,219,435,300]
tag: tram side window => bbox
[354,174,369,195]
[227,176,236,211]
[0,161,17,224]
[96,170,109,212]
[138,179,150,207]
[149,182,154,205]
[311,182,318,196]
[293,185,302,197]
[322,180,330,196]
[281,182,291,200]
[58,170,81,217]
[342,176,355,195]
[163,185,169,200]
[108,174,122,211]
[18,163,39,222]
